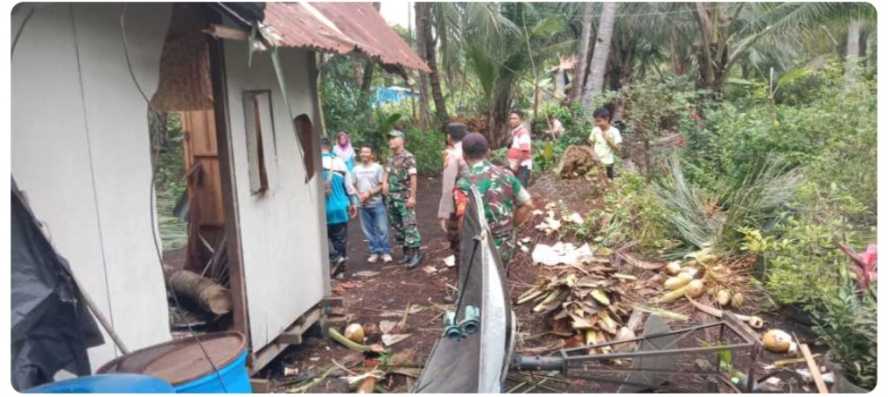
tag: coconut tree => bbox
[416,2,448,130]
[580,2,617,110]
[462,2,574,145]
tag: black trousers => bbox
[605,164,615,180]
[327,222,348,259]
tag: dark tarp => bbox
[11,178,104,391]
[413,186,514,393]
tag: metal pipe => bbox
[563,343,753,362]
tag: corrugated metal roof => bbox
[261,2,430,73]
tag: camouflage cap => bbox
[388,129,405,139]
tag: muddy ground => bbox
[252,172,823,393]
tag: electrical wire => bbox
[69,4,120,356]
[119,5,227,391]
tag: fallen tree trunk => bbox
[163,265,232,315]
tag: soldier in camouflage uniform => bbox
[383,130,424,268]
[454,133,534,267]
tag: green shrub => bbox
[403,128,445,175]
[813,281,877,390]
[584,172,673,253]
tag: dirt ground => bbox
[256,172,824,393]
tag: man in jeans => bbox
[353,146,393,263]
[321,138,358,275]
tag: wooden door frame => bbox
[206,23,252,358]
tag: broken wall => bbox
[220,32,329,353]
[11,3,173,371]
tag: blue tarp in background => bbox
[374,86,416,106]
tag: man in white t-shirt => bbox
[588,107,622,180]
[353,146,392,264]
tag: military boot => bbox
[405,248,425,269]
[399,246,411,264]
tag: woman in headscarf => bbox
[333,131,357,171]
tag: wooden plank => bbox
[251,306,323,374]
[203,24,249,41]
[249,378,272,393]
[800,343,829,394]
[207,25,251,357]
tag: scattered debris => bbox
[563,212,584,225]
[379,320,398,334]
[379,305,424,318]
[328,327,386,354]
[770,355,820,369]
[381,333,411,347]
[422,266,438,275]
[283,366,300,376]
[443,255,455,268]
[344,370,385,392]
[799,343,829,394]
[534,211,562,235]
[554,145,600,179]
[354,271,380,278]
[517,268,629,350]
[632,305,688,321]
[531,242,594,266]
[686,296,764,329]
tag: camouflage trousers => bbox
[492,233,516,268]
[386,196,422,248]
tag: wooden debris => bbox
[800,343,829,394]
[518,267,629,347]
[379,320,398,334]
[381,334,410,347]
[686,297,764,329]
[633,305,689,321]
[771,355,821,368]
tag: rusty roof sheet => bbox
[261,2,430,73]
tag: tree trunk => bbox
[694,3,716,89]
[419,2,448,130]
[360,60,375,123]
[670,26,686,75]
[489,76,514,148]
[572,2,595,103]
[414,2,431,130]
[163,265,232,315]
[581,2,617,111]
[845,17,863,83]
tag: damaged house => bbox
[11,2,428,383]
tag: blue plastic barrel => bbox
[97,332,251,393]
[173,350,251,393]
[25,374,175,393]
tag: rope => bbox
[119,5,227,391]
[69,4,119,356]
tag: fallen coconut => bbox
[762,329,793,353]
[717,289,732,306]
[731,292,745,308]
[686,279,705,298]
[664,273,693,290]
[665,261,682,275]
[344,323,365,344]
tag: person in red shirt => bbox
[506,109,532,187]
